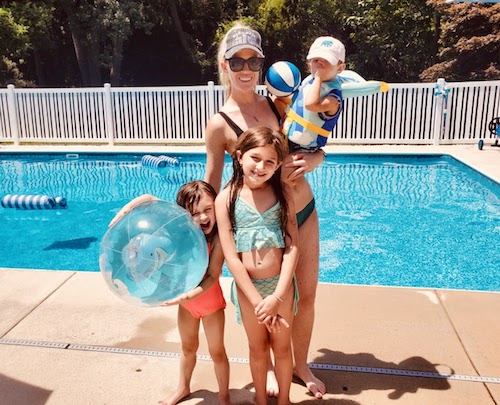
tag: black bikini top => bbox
[218,96,282,137]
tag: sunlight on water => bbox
[1,153,499,291]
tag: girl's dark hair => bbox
[176,180,218,242]
[228,126,290,238]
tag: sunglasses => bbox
[226,57,265,72]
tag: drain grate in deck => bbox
[1,337,499,384]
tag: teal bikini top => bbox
[234,197,285,253]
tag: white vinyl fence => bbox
[1,79,499,146]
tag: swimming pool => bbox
[1,153,499,291]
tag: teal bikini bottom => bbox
[231,274,299,325]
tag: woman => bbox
[204,22,326,399]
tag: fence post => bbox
[6,84,20,146]
[205,81,216,142]
[432,78,448,145]
[207,80,215,118]
[103,83,115,145]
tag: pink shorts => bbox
[181,281,226,319]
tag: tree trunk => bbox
[32,47,46,87]
[167,0,198,64]
[68,19,91,85]
[87,41,102,86]
[63,4,102,86]
[110,36,124,86]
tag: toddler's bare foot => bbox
[294,366,326,399]
[266,368,279,397]
[158,387,190,405]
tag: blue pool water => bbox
[1,153,499,291]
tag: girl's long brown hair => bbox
[176,180,218,244]
[227,126,290,239]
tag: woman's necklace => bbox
[240,104,259,123]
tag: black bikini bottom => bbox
[296,198,315,228]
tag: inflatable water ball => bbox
[100,200,208,306]
[265,61,301,97]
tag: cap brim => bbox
[225,45,264,59]
[306,49,339,66]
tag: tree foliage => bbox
[341,0,436,82]
[421,1,500,81]
[0,0,499,87]
[0,7,32,86]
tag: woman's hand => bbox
[108,194,158,228]
[283,150,324,182]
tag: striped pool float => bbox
[55,196,68,208]
[1,194,56,210]
[158,155,180,166]
[141,155,167,168]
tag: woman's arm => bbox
[214,189,263,308]
[205,116,228,192]
[161,235,224,306]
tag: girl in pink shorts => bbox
[159,180,230,405]
[110,181,230,405]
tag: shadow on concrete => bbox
[307,349,451,400]
[233,379,362,404]
[293,398,360,405]
[115,316,180,352]
[0,373,52,405]
[182,388,256,404]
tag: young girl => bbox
[159,180,230,405]
[110,182,230,405]
[215,127,299,405]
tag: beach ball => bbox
[265,61,301,97]
[99,200,208,306]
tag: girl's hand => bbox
[159,292,189,306]
[254,295,280,323]
[263,314,290,333]
[109,194,158,228]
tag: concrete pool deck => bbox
[0,144,499,404]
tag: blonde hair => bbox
[217,22,262,98]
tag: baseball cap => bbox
[224,27,264,59]
[306,36,345,65]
